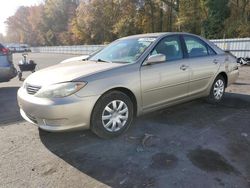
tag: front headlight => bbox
[34,82,87,98]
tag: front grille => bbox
[26,84,41,95]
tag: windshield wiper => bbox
[97,59,112,63]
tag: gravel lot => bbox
[0,53,250,188]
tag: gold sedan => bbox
[17,33,239,138]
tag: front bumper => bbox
[17,87,100,132]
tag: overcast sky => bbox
[0,0,43,35]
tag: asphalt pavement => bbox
[0,53,250,188]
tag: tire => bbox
[91,90,134,139]
[207,75,226,104]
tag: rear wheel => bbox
[207,75,226,104]
[91,91,134,138]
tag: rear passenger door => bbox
[182,35,221,96]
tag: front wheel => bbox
[207,75,226,104]
[91,91,134,139]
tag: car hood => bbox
[25,60,123,86]
[60,55,89,64]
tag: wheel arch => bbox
[92,87,138,118]
[108,87,137,117]
[217,72,228,88]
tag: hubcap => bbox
[213,79,224,100]
[102,100,129,132]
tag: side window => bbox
[184,36,208,57]
[151,36,183,61]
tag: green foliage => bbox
[42,0,78,45]
[202,0,231,38]
[224,0,250,38]
[113,0,142,37]
[3,0,250,45]
[177,0,203,34]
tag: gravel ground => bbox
[0,53,250,188]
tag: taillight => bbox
[0,47,9,55]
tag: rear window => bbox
[184,36,208,57]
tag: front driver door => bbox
[140,35,190,111]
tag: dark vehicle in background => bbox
[7,44,31,53]
[0,43,17,82]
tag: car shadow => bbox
[39,92,250,187]
[234,82,250,86]
[0,87,23,125]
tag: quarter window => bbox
[151,36,183,61]
[208,46,216,55]
[184,36,209,57]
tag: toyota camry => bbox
[17,33,239,138]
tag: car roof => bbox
[119,32,225,55]
[120,32,192,40]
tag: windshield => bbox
[89,37,156,64]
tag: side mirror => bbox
[144,54,166,65]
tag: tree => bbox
[0,33,5,43]
[224,0,250,37]
[5,6,31,43]
[176,0,203,34]
[74,0,120,44]
[202,0,231,38]
[113,0,142,37]
[42,0,78,45]
[27,5,46,46]
[161,0,180,31]
[5,5,45,45]
[3,0,249,45]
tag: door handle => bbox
[180,64,188,71]
[213,59,219,64]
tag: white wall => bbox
[31,38,250,58]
